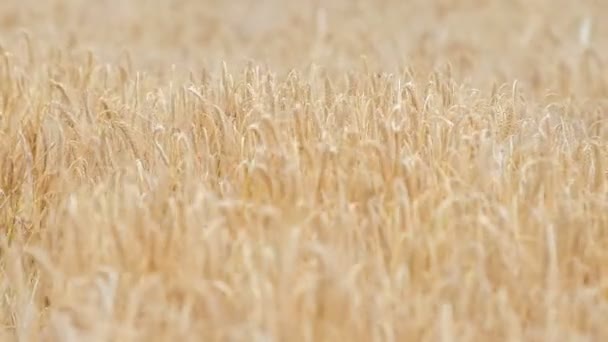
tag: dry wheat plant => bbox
[0,0,607,341]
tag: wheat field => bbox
[0,0,607,341]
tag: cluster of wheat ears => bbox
[0,0,607,341]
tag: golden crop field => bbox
[0,0,607,341]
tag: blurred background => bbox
[0,0,606,94]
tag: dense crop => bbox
[0,0,607,341]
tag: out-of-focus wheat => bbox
[0,0,607,341]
